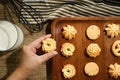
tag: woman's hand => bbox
[7,34,58,80]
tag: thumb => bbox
[39,51,58,63]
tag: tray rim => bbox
[51,16,120,37]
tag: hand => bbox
[7,34,58,80]
[19,34,57,71]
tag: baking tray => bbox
[50,17,120,80]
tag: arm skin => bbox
[7,34,58,80]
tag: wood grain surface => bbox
[0,2,47,80]
[51,17,120,80]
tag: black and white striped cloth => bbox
[21,0,120,24]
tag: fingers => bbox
[29,34,51,49]
[39,51,58,63]
[34,34,51,43]
[33,34,51,43]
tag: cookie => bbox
[62,25,77,40]
[86,43,101,58]
[84,62,99,76]
[105,23,120,38]
[112,40,120,57]
[42,38,56,52]
[60,43,75,57]
[62,64,76,79]
[108,63,120,79]
[86,25,100,40]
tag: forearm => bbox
[7,66,32,80]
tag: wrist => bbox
[7,66,32,80]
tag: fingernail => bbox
[53,51,58,55]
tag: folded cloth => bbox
[21,0,120,28]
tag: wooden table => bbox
[0,2,48,80]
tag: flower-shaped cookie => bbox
[105,23,120,38]
[62,25,77,40]
[108,63,120,79]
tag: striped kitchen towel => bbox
[20,0,120,32]
[21,0,120,24]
